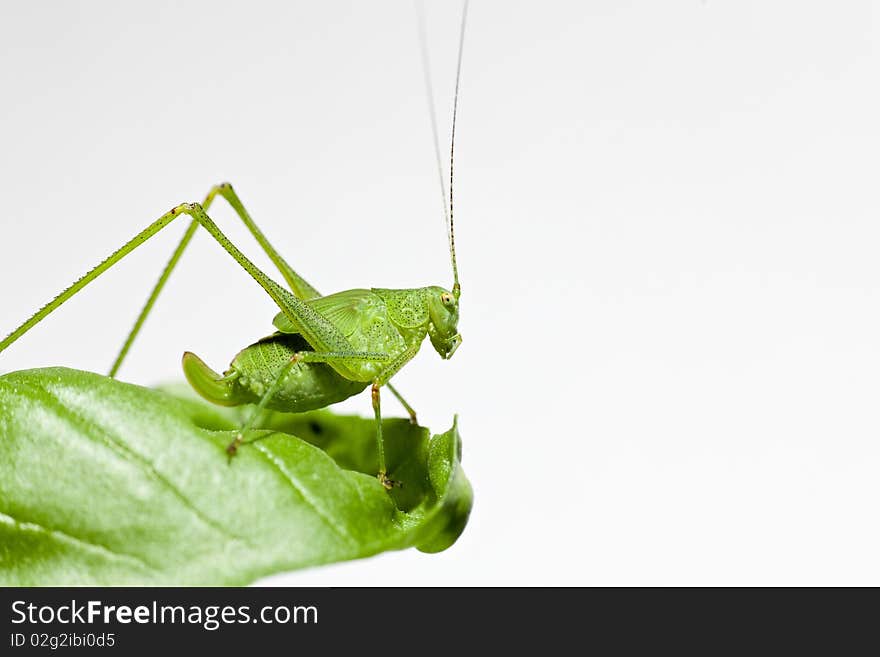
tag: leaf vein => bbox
[0,509,157,573]
[33,385,256,549]
[253,442,357,546]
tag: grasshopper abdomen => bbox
[183,333,367,412]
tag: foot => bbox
[226,434,243,462]
[377,470,401,490]
[408,412,418,426]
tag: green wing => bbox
[273,289,382,337]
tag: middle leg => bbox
[387,383,418,425]
[226,348,392,462]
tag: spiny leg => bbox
[0,209,183,355]
[0,203,354,365]
[110,182,320,377]
[109,217,198,377]
[213,183,319,300]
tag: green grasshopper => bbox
[0,1,469,490]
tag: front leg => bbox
[371,382,396,490]
[371,342,423,488]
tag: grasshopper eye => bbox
[440,292,454,306]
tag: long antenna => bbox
[417,0,467,299]
[416,1,450,260]
[449,0,468,299]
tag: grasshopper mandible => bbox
[0,1,469,490]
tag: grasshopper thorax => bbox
[373,286,461,360]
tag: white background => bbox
[1,1,879,585]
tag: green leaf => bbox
[0,367,472,585]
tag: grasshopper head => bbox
[427,287,462,359]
